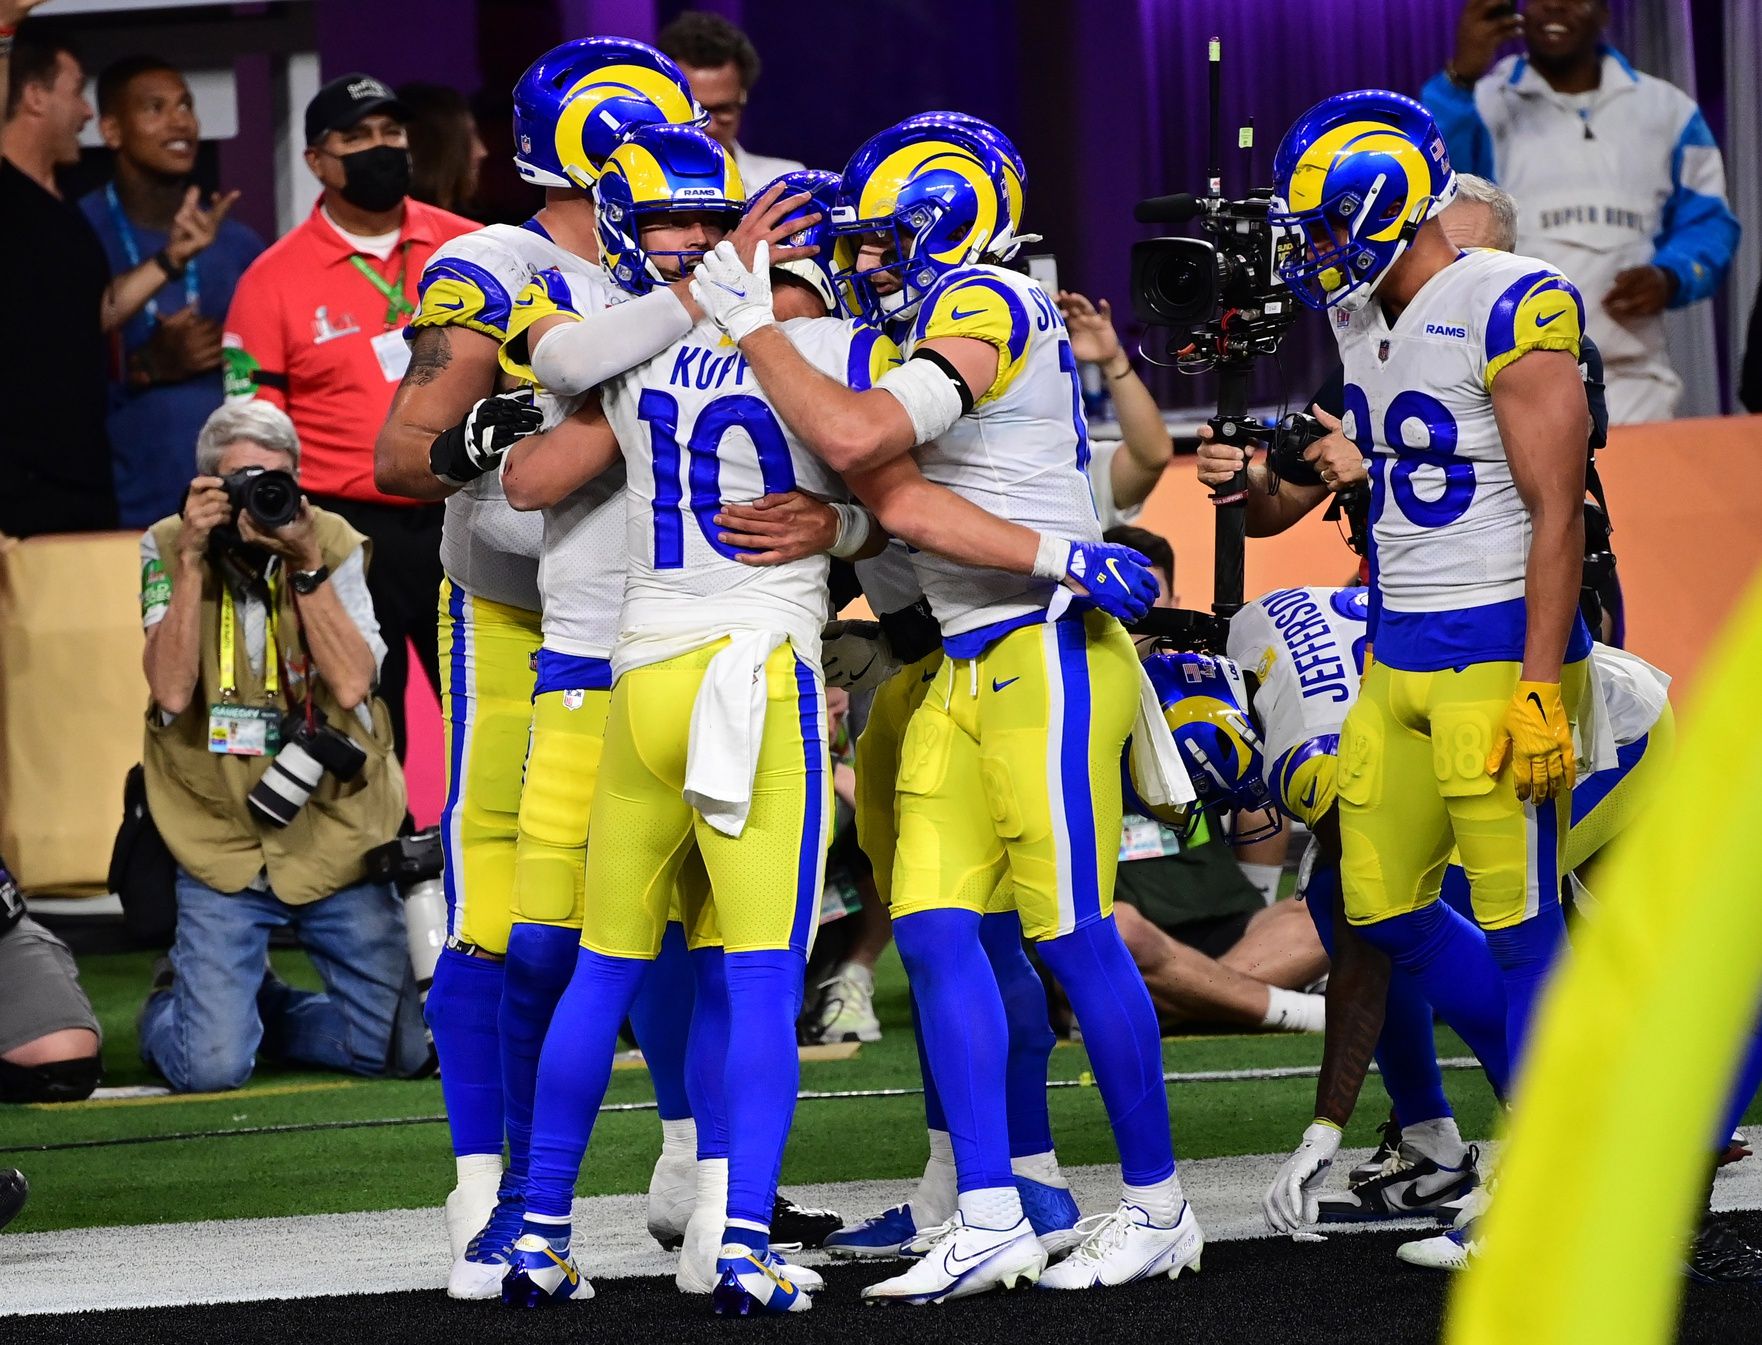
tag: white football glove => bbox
[690,239,774,343]
[820,619,899,693]
[1264,1121,1342,1234]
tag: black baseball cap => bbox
[304,73,410,145]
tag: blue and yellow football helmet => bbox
[595,124,744,296]
[1268,89,1456,313]
[1138,650,1277,840]
[1268,734,1340,829]
[752,168,843,317]
[896,112,1028,261]
[829,117,1014,329]
[512,38,704,190]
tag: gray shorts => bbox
[0,916,102,1056]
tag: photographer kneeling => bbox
[136,401,425,1093]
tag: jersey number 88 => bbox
[1343,383,1473,529]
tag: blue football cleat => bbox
[1015,1175,1083,1257]
[450,1179,527,1299]
[711,1245,812,1314]
[500,1233,594,1307]
[823,1203,924,1260]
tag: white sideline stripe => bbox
[4,1130,1760,1317]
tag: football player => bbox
[371,39,725,1296]
[689,116,1200,1300]
[1269,89,1593,1192]
[494,123,1152,1315]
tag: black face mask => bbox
[336,143,410,212]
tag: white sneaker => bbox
[647,1149,698,1249]
[444,1169,501,1264]
[805,962,882,1044]
[1395,1220,1481,1270]
[860,1213,1046,1304]
[1037,1201,1204,1289]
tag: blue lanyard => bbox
[105,181,200,323]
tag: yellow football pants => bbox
[1339,657,1590,931]
[437,579,540,956]
[890,611,1139,942]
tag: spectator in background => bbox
[80,56,262,529]
[398,81,486,217]
[136,400,423,1094]
[657,11,803,187]
[223,74,476,759]
[0,22,234,538]
[1056,290,1175,528]
[1421,0,1739,424]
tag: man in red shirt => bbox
[223,73,475,758]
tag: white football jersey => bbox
[1331,248,1585,668]
[410,221,566,612]
[900,264,1100,643]
[1228,586,1369,788]
[601,316,899,672]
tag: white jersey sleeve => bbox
[411,222,575,613]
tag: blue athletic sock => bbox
[720,948,806,1248]
[686,945,731,1160]
[1717,1011,1762,1147]
[980,911,1056,1158]
[524,946,650,1222]
[425,946,505,1158]
[894,908,1013,1193]
[1036,916,1174,1187]
[1484,903,1567,1083]
[498,922,579,1187]
[908,989,949,1133]
[1357,901,1512,1099]
[1378,965,1454,1128]
[630,921,694,1122]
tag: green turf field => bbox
[0,941,1540,1237]
[23,939,1753,1240]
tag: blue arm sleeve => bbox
[1420,72,1495,180]
[1653,109,1741,308]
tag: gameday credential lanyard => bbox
[105,182,199,325]
[347,246,416,329]
[210,582,282,755]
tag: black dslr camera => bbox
[247,716,368,827]
[219,467,301,531]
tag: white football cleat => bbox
[1037,1201,1204,1289]
[860,1214,1046,1305]
[648,1148,698,1250]
[444,1167,501,1264]
[448,1180,526,1300]
[712,1246,813,1314]
[1395,1220,1481,1271]
[500,1233,594,1307]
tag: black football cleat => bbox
[770,1193,842,1251]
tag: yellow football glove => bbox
[1485,680,1575,803]
[499,268,582,382]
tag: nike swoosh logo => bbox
[1535,310,1562,328]
[1301,779,1318,810]
[1105,557,1129,588]
[434,298,466,311]
[921,667,937,683]
[992,676,1020,692]
[543,1247,578,1284]
[1525,690,1547,718]
[744,1253,793,1293]
[950,305,986,321]
[713,281,748,299]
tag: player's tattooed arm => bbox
[376,327,501,501]
[501,392,619,511]
[1313,897,1391,1128]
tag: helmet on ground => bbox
[1268,89,1456,313]
[512,37,704,189]
[829,117,1013,329]
[1139,650,1278,841]
[752,168,844,316]
[595,123,744,295]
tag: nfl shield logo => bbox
[1377,339,1391,363]
[563,689,585,711]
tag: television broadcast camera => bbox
[1127,38,1310,641]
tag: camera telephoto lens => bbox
[242,470,300,530]
[246,737,326,827]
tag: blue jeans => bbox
[139,868,427,1093]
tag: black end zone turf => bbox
[27,1215,1762,1345]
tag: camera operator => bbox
[136,400,425,1094]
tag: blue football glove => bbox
[1038,538,1158,622]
